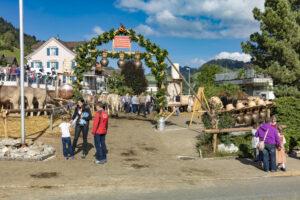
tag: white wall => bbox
[26,38,76,74]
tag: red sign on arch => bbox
[113,36,131,49]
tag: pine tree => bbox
[242,0,300,97]
[121,60,148,94]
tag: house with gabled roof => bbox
[26,37,85,74]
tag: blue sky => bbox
[0,0,265,68]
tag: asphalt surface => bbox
[2,176,299,200]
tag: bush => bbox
[272,97,300,152]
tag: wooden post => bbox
[1,110,8,139]
[267,108,271,118]
[55,73,60,98]
[50,112,53,132]
[213,120,219,153]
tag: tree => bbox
[121,60,148,94]
[0,56,7,66]
[242,0,300,97]
[3,31,15,47]
[107,70,133,96]
[192,64,221,89]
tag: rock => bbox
[218,143,239,153]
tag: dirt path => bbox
[0,113,299,199]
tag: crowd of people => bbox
[252,116,287,172]
[121,92,156,118]
[0,64,58,86]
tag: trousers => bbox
[73,124,89,154]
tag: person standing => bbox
[270,116,287,171]
[124,93,130,113]
[72,98,92,159]
[59,115,75,160]
[145,93,151,114]
[255,117,281,172]
[251,123,260,162]
[0,67,5,81]
[138,92,146,117]
[131,94,139,114]
[92,103,109,164]
[5,65,10,81]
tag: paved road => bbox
[3,176,299,200]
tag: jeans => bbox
[262,143,276,172]
[125,102,130,113]
[73,124,89,154]
[132,104,138,113]
[138,103,146,117]
[94,134,107,161]
[62,137,74,158]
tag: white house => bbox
[26,37,84,74]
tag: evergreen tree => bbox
[121,60,148,94]
[107,70,133,95]
[242,0,300,97]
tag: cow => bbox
[0,85,20,110]
[106,94,119,117]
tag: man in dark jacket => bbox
[72,98,92,158]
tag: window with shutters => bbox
[49,61,59,69]
[32,61,42,69]
[47,47,59,56]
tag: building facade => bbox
[215,68,275,100]
[26,37,84,74]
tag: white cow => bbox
[106,94,119,117]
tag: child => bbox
[251,123,260,162]
[59,115,75,160]
[271,116,287,171]
[276,127,287,171]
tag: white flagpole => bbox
[19,0,26,145]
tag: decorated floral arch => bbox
[74,26,168,115]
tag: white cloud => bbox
[135,24,159,36]
[84,26,105,40]
[115,0,265,39]
[191,58,206,66]
[214,52,251,62]
[93,26,104,35]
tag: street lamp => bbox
[187,67,191,95]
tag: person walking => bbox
[72,98,92,159]
[138,92,146,117]
[251,123,260,162]
[0,67,5,81]
[255,117,281,172]
[92,103,109,164]
[59,115,75,160]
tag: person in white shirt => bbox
[145,93,151,114]
[251,123,260,162]
[59,115,75,160]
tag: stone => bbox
[218,143,239,153]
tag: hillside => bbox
[202,59,249,72]
[0,17,40,64]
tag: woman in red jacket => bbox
[92,103,109,164]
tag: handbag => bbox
[257,129,269,151]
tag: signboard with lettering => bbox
[113,36,131,49]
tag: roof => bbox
[5,57,17,63]
[31,39,85,51]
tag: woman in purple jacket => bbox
[255,117,281,172]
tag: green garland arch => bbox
[74,26,169,116]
